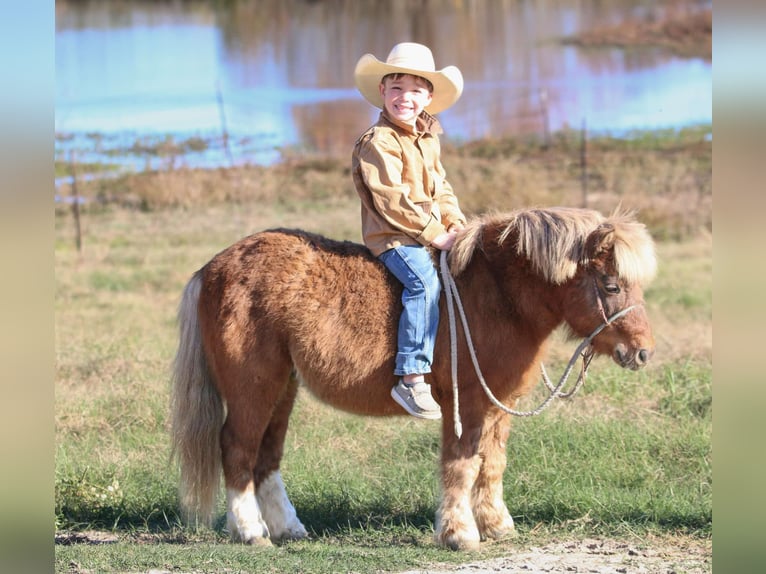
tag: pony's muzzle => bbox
[614,343,654,370]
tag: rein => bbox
[438,250,638,439]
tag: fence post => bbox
[580,117,588,208]
[69,150,82,252]
[539,89,550,148]
[216,80,234,167]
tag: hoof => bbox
[443,535,481,552]
[481,518,516,541]
[483,526,517,541]
[437,529,481,551]
[274,526,310,543]
[244,535,273,547]
[434,508,481,551]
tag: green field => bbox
[55,128,712,573]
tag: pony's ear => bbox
[584,223,615,264]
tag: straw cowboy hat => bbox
[354,42,464,115]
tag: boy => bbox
[352,42,466,419]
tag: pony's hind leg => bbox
[221,415,272,546]
[254,374,308,541]
[220,358,294,546]
[471,414,515,540]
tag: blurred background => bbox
[55,0,711,169]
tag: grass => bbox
[54,129,711,573]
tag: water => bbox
[55,0,711,170]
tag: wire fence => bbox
[58,85,711,249]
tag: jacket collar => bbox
[380,109,443,137]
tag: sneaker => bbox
[391,379,442,420]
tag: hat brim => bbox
[354,53,463,115]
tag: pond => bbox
[55,0,711,169]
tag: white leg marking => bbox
[226,485,271,544]
[453,494,481,541]
[257,471,308,540]
[477,492,515,539]
[492,492,515,531]
[435,493,481,549]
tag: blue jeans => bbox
[378,245,441,376]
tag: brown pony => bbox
[170,206,657,550]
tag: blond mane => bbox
[449,207,657,285]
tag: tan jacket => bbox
[352,110,466,257]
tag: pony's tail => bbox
[170,270,224,527]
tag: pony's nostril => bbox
[638,349,649,364]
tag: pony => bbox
[170,206,657,550]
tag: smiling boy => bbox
[352,43,466,419]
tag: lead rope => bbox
[439,250,637,439]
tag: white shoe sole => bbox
[390,386,442,420]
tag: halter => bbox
[439,250,639,439]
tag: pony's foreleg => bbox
[471,414,515,540]
[254,377,308,541]
[435,423,482,551]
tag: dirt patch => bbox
[399,537,711,574]
[57,532,711,573]
[56,531,120,546]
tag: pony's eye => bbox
[604,283,620,295]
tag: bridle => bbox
[439,250,640,439]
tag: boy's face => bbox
[379,74,433,126]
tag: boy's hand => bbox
[431,230,459,251]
